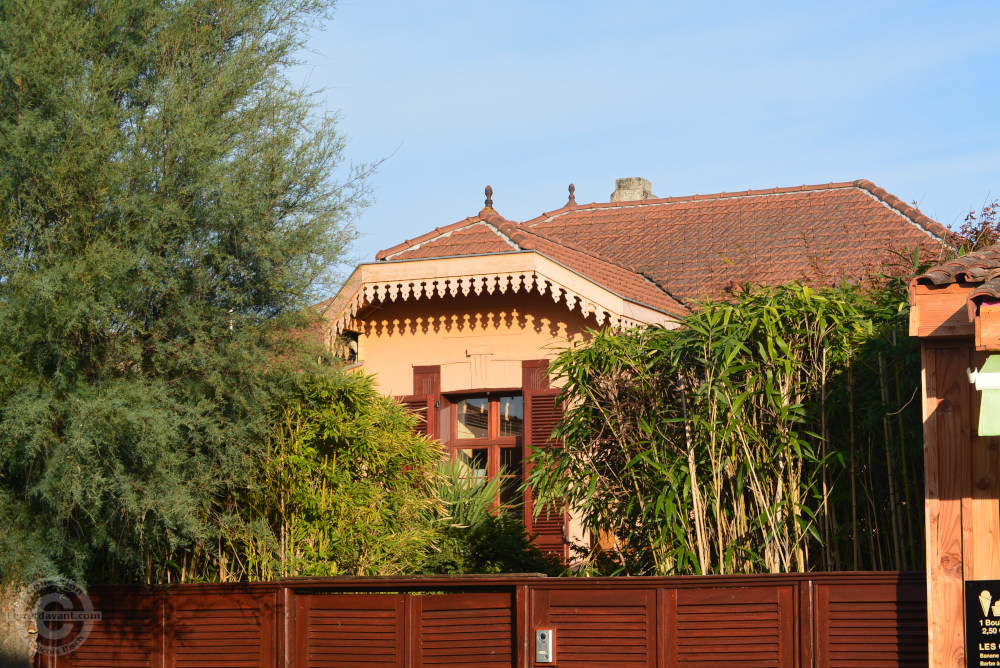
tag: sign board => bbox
[967,581,1000,667]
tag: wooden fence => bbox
[36,571,927,667]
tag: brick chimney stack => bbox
[610,177,655,202]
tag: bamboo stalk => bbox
[820,346,832,571]
[679,375,708,574]
[890,328,919,567]
[848,355,859,569]
[878,353,904,570]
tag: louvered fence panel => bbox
[415,592,513,667]
[40,573,928,668]
[544,588,655,666]
[165,591,273,668]
[56,592,158,668]
[295,593,404,667]
[671,586,793,667]
[815,581,928,667]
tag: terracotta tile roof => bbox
[916,246,1000,285]
[915,245,1000,311]
[522,180,952,303]
[375,179,953,307]
[497,223,687,316]
[376,209,518,261]
[970,276,1000,307]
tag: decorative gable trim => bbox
[323,252,681,336]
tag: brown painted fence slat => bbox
[57,591,159,668]
[166,590,275,668]
[814,581,929,668]
[414,592,513,668]
[540,588,655,667]
[295,593,405,667]
[670,585,795,668]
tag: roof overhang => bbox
[323,252,682,335]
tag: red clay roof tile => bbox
[375,179,953,308]
[917,246,1000,286]
[505,226,687,316]
[521,180,951,302]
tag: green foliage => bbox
[528,281,923,575]
[434,458,504,529]
[956,199,1000,252]
[423,460,562,576]
[166,371,443,581]
[0,0,361,584]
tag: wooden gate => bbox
[37,573,926,668]
[293,591,514,667]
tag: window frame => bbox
[447,391,524,510]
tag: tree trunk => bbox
[0,584,33,668]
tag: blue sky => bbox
[298,1,1000,268]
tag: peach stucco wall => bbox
[354,291,598,396]
[347,289,606,555]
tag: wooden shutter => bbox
[522,360,568,562]
[398,365,441,439]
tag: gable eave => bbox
[321,251,684,336]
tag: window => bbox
[450,393,524,510]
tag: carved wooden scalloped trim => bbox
[330,271,641,334]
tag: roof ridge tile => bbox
[852,179,956,244]
[375,205,521,260]
[520,180,868,227]
[519,180,953,245]
[376,216,483,260]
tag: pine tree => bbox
[0,0,359,586]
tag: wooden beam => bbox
[911,283,975,338]
[968,350,1000,582]
[976,302,1000,351]
[923,342,973,666]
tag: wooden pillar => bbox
[916,281,1000,666]
[923,341,973,667]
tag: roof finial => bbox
[568,183,576,205]
[484,185,493,209]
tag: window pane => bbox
[499,446,522,475]
[456,448,489,484]
[499,476,523,510]
[456,397,489,439]
[499,446,523,510]
[498,395,524,438]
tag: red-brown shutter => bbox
[397,365,440,440]
[522,360,568,562]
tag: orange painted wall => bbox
[353,291,599,396]
[348,290,605,553]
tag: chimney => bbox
[610,177,655,202]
